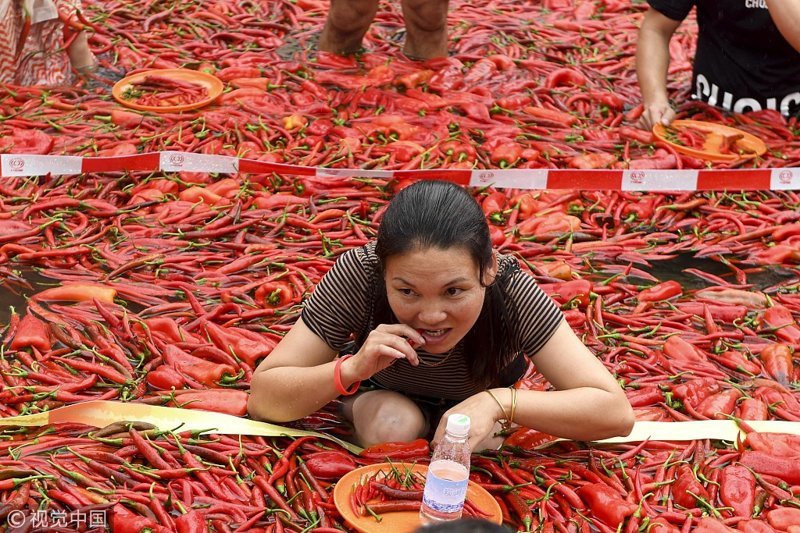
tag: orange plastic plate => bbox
[652,119,767,163]
[112,68,223,113]
[333,463,503,533]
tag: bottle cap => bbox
[446,413,470,437]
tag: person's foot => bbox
[318,0,378,56]
[318,23,364,56]
[403,32,448,61]
[400,0,449,60]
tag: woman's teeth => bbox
[425,329,446,336]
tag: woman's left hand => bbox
[431,391,506,452]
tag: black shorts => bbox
[366,353,528,439]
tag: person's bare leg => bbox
[342,390,427,447]
[67,31,97,72]
[318,0,379,55]
[401,0,449,59]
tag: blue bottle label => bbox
[422,462,468,514]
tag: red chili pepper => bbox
[740,451,800,485]
[638,280,682,303]
[179,186,228,206]
[693,518,734,533]
[170,389,248,416]
[757,344,794,387]
[521,106,579,127]
[762,306,800,344]
[744,432,800,458]
[0,128,53,154]
[736,519,778,533]
[110,109,146,128]
[696,389,740,420]
[735,398,769,420]
[662,336,706,363]
[359,439,430,461]
[204,322,276,368]
[371,482,423,500]
[163,345,236,386]
[8,314,52,352]
[671,378,721,406]
[489,225,505,246]
[33,283,117,303]
[255,280,295,308]
[216,66,262,81]
[567,152,617,169]
[626,386,665,407]
[767,508,800,530]
[510,193,548,221]
[496,94,532,110]
[303,451,357,480]
[361,500,421,516]
[394,69,434,90]
[481,191,508,217]
[621,196,657,220]
[439,140,476,162]
[489,143,523,168]
[544,68,587,88]
[618,126,655,144]
[577,483,636,527]
[749,244,800,264]
[503,428,558,449]
[545,279,593,309]
[175,509,207,533]
[504,492,533,531]
[708,350,762,376]
[672,465,710,509]
[719,465,756,518]
[111,503,170,533]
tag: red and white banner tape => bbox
[3,151,800,191]
[0,401,797,447]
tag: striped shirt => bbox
[301,242,563,400]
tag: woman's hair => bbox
[364,180,517,387]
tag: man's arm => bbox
[636,7,683,129]
[766,0,800,52]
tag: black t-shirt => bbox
[649,0,800,116]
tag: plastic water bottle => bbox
[419,413,471,524]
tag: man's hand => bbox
[639,99,676,130]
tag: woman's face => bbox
[384,245,496,354]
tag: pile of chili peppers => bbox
[120,75,210,109]
[1,0,800,531]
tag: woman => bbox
[0,0,97,86]
[248,181,634,451]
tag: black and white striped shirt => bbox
[301,242,563,400]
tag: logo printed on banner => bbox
[779,170,793,185]
[169,153,185,167]
[9,158,24,171]
[629,171,645,184]
[477,171,495,183]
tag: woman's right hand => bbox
[639,98,676,130]
[345,324,425,381]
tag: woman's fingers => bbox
[376,323,425,345]
[372,324,423,365]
